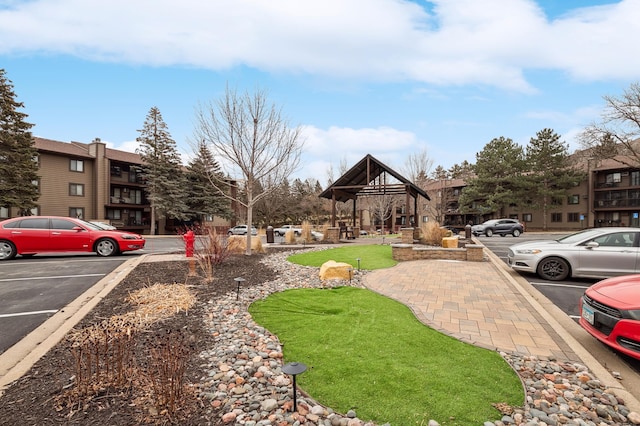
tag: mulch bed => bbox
[0,252,281,425]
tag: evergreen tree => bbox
[136,106,188,235]
[185,140,232,222]
[0,69,39,215]
[525,128,585,230]
[459,136,526,217]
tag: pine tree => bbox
[459,136,527,217]
[136,107,188,235]
[525,128,585,230]
[185,140,232,222]
[0,69,39,215]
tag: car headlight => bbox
[623,309,640,320]
[515,249,542,254]
[121,234,141,240]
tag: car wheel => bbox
[512,229,521,237]
[537,257,570,281]
[0,240,17,260]
[485,229,493,237]
[228,231,233,236]
[95,238,119,257]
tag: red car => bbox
[0,216,145,260]
[579,274,640,360]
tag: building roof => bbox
[319,154,430,203]
[34,137,95,159]
[34,137,143,164]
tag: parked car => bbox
[508,227,640,281]
[0,216,145,260]
[359,229,368,236]
[579,274,640,360]
[472,219,523,237]
[227,225,258,236]
[273,225,302,236]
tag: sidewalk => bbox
[353,236,640,412]
[363,258,578,360]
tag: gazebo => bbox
[319,154,430,239]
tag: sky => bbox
[1,0,639,183]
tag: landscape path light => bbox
[356,258,361,271]
[234,277,245,300]
[281,361,307,412]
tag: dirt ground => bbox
[0,252,279,425]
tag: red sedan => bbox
[579,274,640,360]
[0,216,145,260]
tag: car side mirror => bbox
[586,241,599,249]
[73,226,85,232]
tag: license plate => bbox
[582,303,594,325]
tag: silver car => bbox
[507,227,640,281]
[227,225,258,236]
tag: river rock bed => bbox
[198,249,640,426]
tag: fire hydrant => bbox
[183,230,196,276]
[183,230,195,257]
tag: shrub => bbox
[420,221,449,245]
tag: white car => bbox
[227,225,258,236]
[273,225,302,236]
[507,227,640,281]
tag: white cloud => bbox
[1,1,638,92]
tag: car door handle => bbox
[52,232,61,235]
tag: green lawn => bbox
[287,244,397,270]
[249,286,523,425]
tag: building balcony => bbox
[594,198,640,209]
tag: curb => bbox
[0,254,147,394]
[484,247,640,413]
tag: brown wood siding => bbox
[38,152,96,218]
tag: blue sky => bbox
[1,0,638,183]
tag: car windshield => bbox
[556,229,606,244]
[76,219,104,231]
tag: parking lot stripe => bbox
[0,273,105,283]
[0,310,58,318]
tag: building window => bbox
[69,208,84,219]
[523,213,532,222]
[567,194,580,204]
[70,159,84,172]
[0,207,8,218]
[422,216,429,223]
[107,209,121,220]
[551,213,562,222]
[69,183,84,196]
[606,172,621,184]
[568,212,580,222]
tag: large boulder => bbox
[227,236,265,254]
[319,260,353,281]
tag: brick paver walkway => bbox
[364,258,579,361]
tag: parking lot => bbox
[0,236,184,355]
[479,231,640,374]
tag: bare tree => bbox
[580,82,640,167]
[402,148,434,187]
[193,86,304,255]
[368,191,397,235]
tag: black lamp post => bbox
[234,277,245,300]
[356,258,361,271]
[282,362,307,412]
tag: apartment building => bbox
[14,137,156,233]
[422,156,640,231]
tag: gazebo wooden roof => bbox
[319,154,430,227]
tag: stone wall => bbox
[391,243,485,262]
